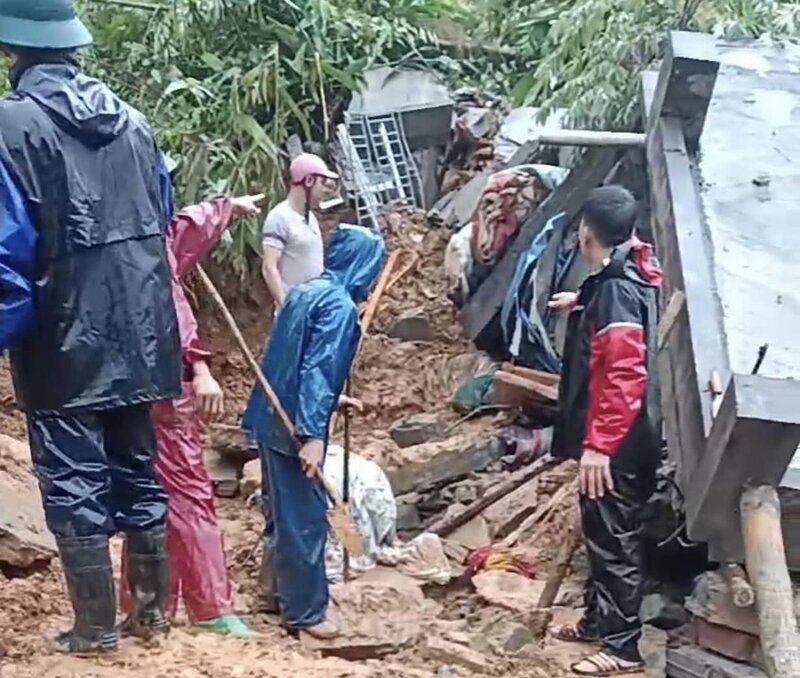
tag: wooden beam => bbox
[741,485,800,677]
[647,116,726,489]
[460,146,619,341]
[646,31,721,152]
[686,375,800,559]
[657,289,686,352]
[427,456,558,537]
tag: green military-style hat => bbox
[0,0,92,50]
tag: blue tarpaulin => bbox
[501,212,569,373]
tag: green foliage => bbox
[8,0,799,273]
[78,0,451,274]
[470,0,800,129]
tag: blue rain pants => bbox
[259,443,328,629]
[27,404,168,538]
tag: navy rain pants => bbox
[27,404,167,538]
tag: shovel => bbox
[196,265,365,557]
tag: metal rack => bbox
[338,111,423,226]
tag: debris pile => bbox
[0,434,56,574]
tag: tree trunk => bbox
[740,485,800,677]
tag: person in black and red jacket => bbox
[549,186,663,676]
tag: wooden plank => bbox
[667,645,766,678]
[657,289,686,352]
[427,456,557,537]
[491,371,559,404]
[460,146,619,341]
[499,363,560,387]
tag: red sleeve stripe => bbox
[594,320,643,337]
[583,323,648,456]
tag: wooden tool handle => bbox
[195,265,340,504]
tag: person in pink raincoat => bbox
[120,188,263,638]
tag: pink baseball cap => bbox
[289,153,338,185]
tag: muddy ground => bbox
[0,211,663,677]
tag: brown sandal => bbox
[550,623,598,643]
[570,651,644,676]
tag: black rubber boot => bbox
[53,535,119,654]
[259,542,280,614]
[120,527,170,638]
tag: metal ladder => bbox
[345,112,422,218]
[335,123,382,228]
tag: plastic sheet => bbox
[579,466,655,663]
[323,445,451,585]
[27,405,166,537]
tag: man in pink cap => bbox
[261,153,338,310]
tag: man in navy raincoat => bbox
[242,224,385,639]
[0,0,180,654]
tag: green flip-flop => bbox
[195,614,257,638]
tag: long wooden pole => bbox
[740,485,800,677]
[195,266,341,504]
[427,456,558,537]
[357,250,401,354]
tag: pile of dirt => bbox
[341,209,476,449]
[0,360,25,440]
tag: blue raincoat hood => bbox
[242,225,385,454]
[324,224,385,303]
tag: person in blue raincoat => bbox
[0,0,180,654]
[242,224,385,639]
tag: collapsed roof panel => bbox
[349,66,452,115]
[645,32,800,564]
[697,48,800,381]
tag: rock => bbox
[480,617,536,656]
[640,592,690,630]
[473,570,546,615]
[424,637,492,673]
[303,578,437,660]
[482,476,539,540]
[640,625,668,678]
[385,434,505,496]
[390,414,445,449]
[453,483,479,505]
[204,449,241,498]
[0,434,57,571]
[396,502,422,531]
[685,571,759,636]
[387,313,435,342]
[444,514,491,563]
[239,459,261,498]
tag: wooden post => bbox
[740,485,800,677]
[537,511,582,610]
[530,510,582,637]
